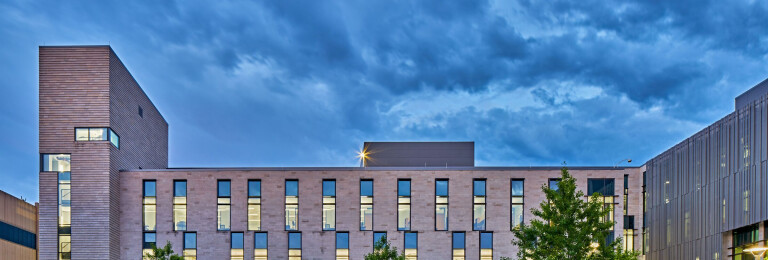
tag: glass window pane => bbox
[254,233,268,249]
[248,204,261,231]
[249,181,261,197]
[75,128,89,141]
[143,233,156,248]
[436,180,448,196]
[218,205,231,230]
[323,204,336,230]
[289,233,302,249]
[144,205,156,231]
[473,204,485,230]
[89,128,106,140]
[144,181,156,197]
[174,181,187,197]
[323,180,336,196]
[218,181,230,197]
[231,233,244,249]
[511,180,524,196]
[184,233,196,249]
[336,233,349,249]
[436,204,448,230]
[361,204,373,231]
[286,181,298,196]
[360,180,373,196]
[43,154,71,172]
[473,180,486,196]
[286,204,299,230]
[174,204,187,231]
[549,179,560,191]
[511,205,523,228]
[373,232,386,246]
[398,180,410,196]
[398,204,411,230]
[480,233,493,249]
[109,129,119,148]
[452,233,465,249]
[404,233,417,249]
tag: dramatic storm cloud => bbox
[1,0,766,201]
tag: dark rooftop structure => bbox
[362,141,474,167]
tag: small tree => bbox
[511,166,640,259]
[144,241,183,260]
[364,236,406,260]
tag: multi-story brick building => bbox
[35,45,768,259]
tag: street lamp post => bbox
[745,246,768,260]
[614,158,632,168]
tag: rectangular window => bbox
[174,180,187,231]
[360,180,374,231]
[588,179,616,230]
[373,232,387,248]
[435,179,449,231]
[143,180,157,231]
[398,180,411,231]
[218,180,231,231]
[511,179,524,229]
[74,127,119,148]
[285,180,299,231]
[336,232,349,260]
[42,154,71,172]
[183,232,196,260]
[288,232,302,260]
[623,175,628,215]
[404,232,418,260]
[143,232,156,259]
[452,232,465,260]
[480,232,493,260]
[231,232,244,260]
[109,129,119,148]
[254,232,268,260]
[248,180,262,231]
[55,158,71,260]
[473,179,486,231]
[623,229,634,251]
[323,180,336,231]
[548,179,560,191]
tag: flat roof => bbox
[121,166,640,172]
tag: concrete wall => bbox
[120,167,642,260]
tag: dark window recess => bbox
[624,216,635,229]
[587,179,615,196]
[0,221,36,249]
[733,224,759,247]
[139,106,144,118]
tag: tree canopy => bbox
[364,236,406,260]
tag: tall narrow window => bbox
[323,180,336,231]
[336,232,349,260]
[623,229,634,251]
[397,180,411,231]
[45,154,71,260]
[174,180,187,231]
[285,180,299,231]
[452,232,465,260]
[254,232,268,260]
[373,232,387,247]
[435,179,449,231]
[588,179,616,231]
[142,232,156,259]
[248,180,262,231]
[183,232,196,260]
[623,175,629,215]
[473,179,486,230]
[360,180,374,231]
[404,232,418,260]
[288,232,302,260]
[642,171,648,255]
[218,180,231,231]
[480,232,493,260]
[143,180,157,231]
[231,232,244,260]
[511,179,524,229]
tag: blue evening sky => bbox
[1,1,767,202]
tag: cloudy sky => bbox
[1,1,767,202]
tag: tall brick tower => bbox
[38,46,168,259]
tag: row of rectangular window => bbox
[74,127,119,148]
[142,231,493,260]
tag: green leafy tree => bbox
[511,166,640,260]
[143,241,183,260]
[364,236,406,260]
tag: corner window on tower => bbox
[397,179,411,231]
[183,232,196,260]
[231,232,244,260]
[288,232,302,260]
[473,179,486,231]
[248,180,262,231]
[74,127,119,148]
[217,180,231,231]
[452,232,465,260]
[404,232,418,260]
[49,154,71,260]
[285,180,299,231]
[336,232,349,260]
[435,179,449,231]
[174,180,187,231]
[323,180,336,231]
[143,180,157,231]
[480,232,493,260]
[360,180,374,231]
[42,154,70,172]
[511,179,524,229]
[254,232,268,260]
